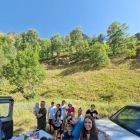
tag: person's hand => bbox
[104,132,111,140]
[59,120,62,124]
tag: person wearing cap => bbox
[85,104,99,119]
[48,101,56,133]
[67,102,75,116]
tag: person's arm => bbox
[85,110,91,117]
[36,109,47,118]
[61,134,64,140]
[96,128,111,140]
[52,119,59,124]
[95,114,99,119]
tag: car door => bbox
[0,96,14,139]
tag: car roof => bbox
[0,96,13,100]
[126,104,140,107]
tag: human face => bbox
[78,109,82,115]
[35,103,39,107]
[57,104,60,109]
[41,101,45,109]
[91,105,95,110]
[51,103,54,107]
[57,111,60,116]
[62,101,65,105]
[68,104,72,108]
[67,116,75,125]
[84,118,92,131]
[66,124,73,132]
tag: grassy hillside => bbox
[0,56,140,135]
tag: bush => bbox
[89,43,110,66]
[126,48,136,58]
[23,90,38,99]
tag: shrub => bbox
[126,48,136,58]
[89,43,110,66]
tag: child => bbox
[61,123,74,140]
[52,110,62,140]
[33,103,39,115]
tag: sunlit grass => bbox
[0,56,140,135]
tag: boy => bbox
[33,103,39,115]
[61,123,73,140]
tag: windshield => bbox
[0,103,10,117]
[110,106,140,137]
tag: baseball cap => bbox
[51,101,54,104]
[68,102,72,105]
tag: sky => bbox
[0,0,140,39]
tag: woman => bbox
[76,107,84,122]
[80,116,111,140]
[66,114,111,140]
[67,102,75,116]
[52,110,62,140]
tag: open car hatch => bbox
[0,96,14,139]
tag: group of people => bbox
[33,100,111,140]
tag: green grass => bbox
[0,56,140,135]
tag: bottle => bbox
[30,134,34,140]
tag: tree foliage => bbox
[2,46,46,99]
[107,21,129,54]
[70,26,83,46]
[90,43,110,66]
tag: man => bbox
[48,101,56,133]
[60,100,66,132]
[85,104,99,119]
[35,101,47,131]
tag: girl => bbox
[67,102,75,116]
[52,110,62,140]
[80,116,111,140]
[76,107,84,122]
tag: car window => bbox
[110,106,140,137]
[0,103,10,117]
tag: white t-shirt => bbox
[86,133,107,140]
[76,115,84,122]
[60,104,66,117]
[48,106,56,119]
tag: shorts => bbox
[49,119,53,125]
[53,124,60,130]
[63,116,66,124]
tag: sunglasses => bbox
[68,117,72,123]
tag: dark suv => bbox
[0,96,14,139]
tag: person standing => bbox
[60,100,67,132]
[35,101,47,131]
[76,107,84,122]
[48,101,56,133]
[85,104,99,119]
[67,102,75,116]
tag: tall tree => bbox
[2,46,46,99]
[107,21,129,54]
[2,42,17,60]
[97,33,105,43]
[26,29,39,50]
[65,34,72,56]
[39,38,51,58]
[51,33,63,57]
[70,26,83,46]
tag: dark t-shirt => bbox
[37,108,47,129]
[63,131,74,140]
[86,109,98,119]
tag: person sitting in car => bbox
[85,104,99,119]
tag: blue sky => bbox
[0,0,140,39]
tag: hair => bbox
[41,101,45,104]
[66,122,73,127]
[91,104,95,107]
[66,113,74,119]
[40,137,48,140]
[78,107,83,117]
[55,110,61,119]
[57,104,60,107]
[80,116,99,140]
